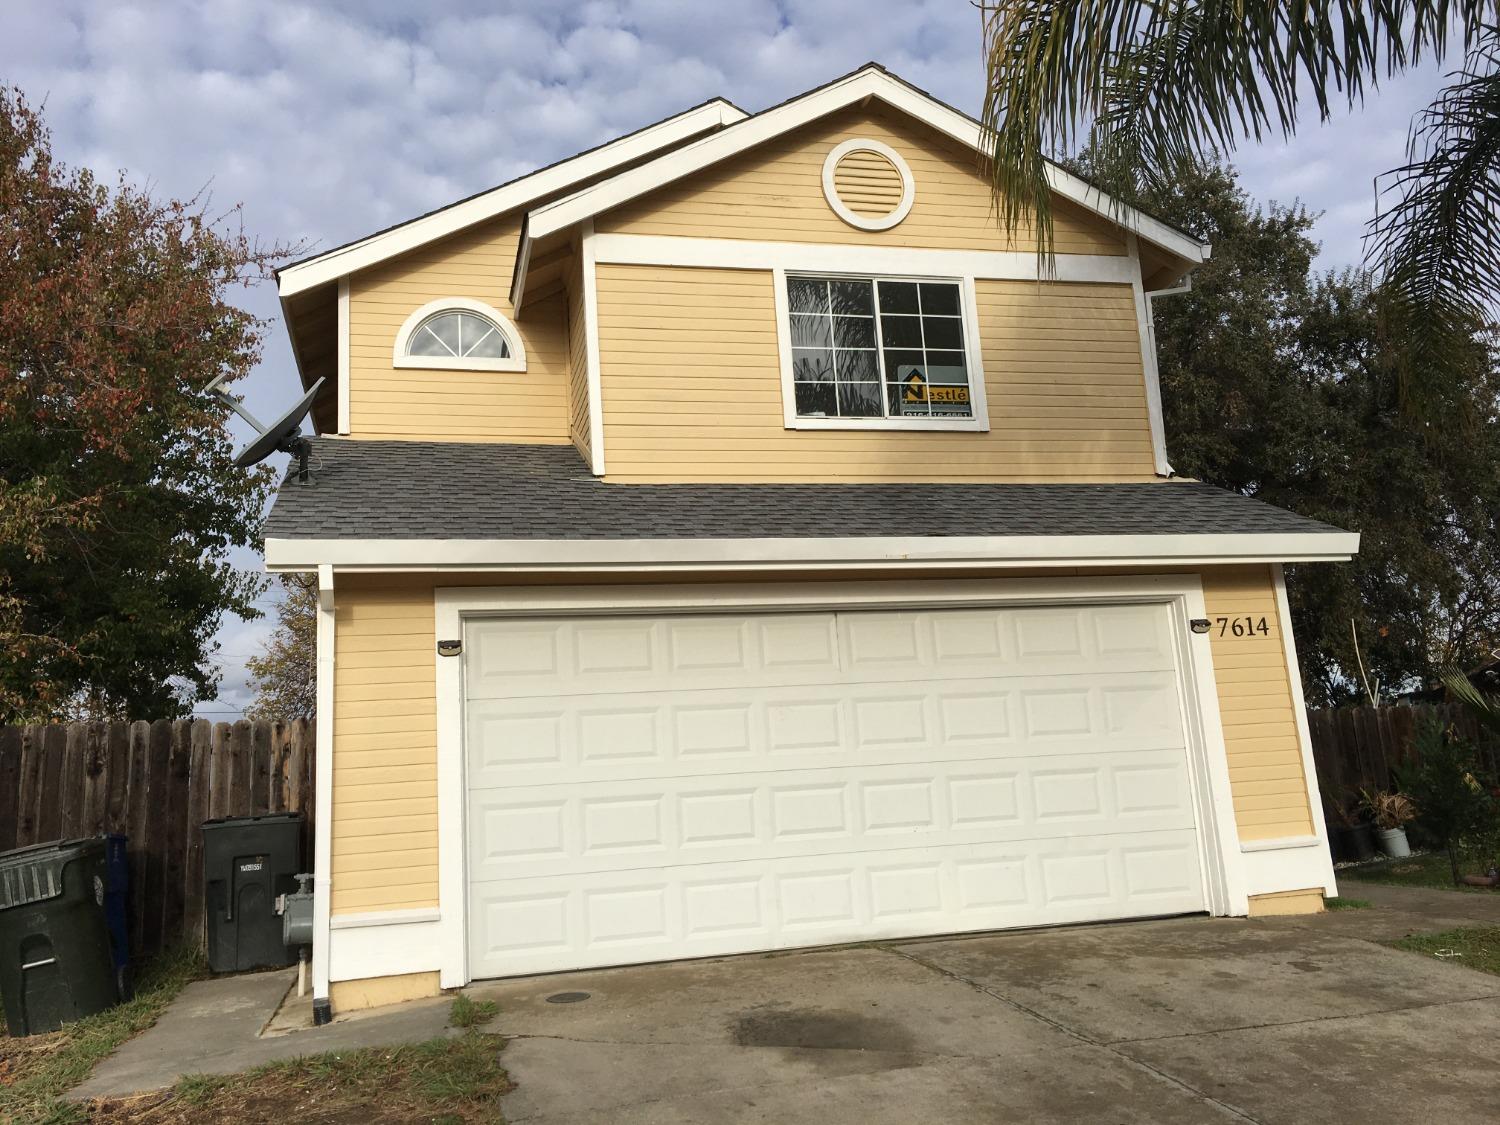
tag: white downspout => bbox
[312,562,335,1024]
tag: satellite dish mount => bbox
[206,374,326,483]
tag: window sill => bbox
[394,357,527,373]
[785,416,990,433]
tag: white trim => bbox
[312,564,335,1004]
[581,221,606,475]
[591,233,1141,284]
[434,603,467,989]
[276,99,746,298]
[1273,562,1339,896]
[329,919,444,983]
[433,574,1244,986]
[773,269,990,433]
[392,297,527,373]
[1242,848,1336,898]
[1126,235,1172,477]
[1240,835,1321,853]
[525,67,1210,267]
[330,908,441,930]
[265,530,1361,572]
[336,278,351,435]
[821,137,915,231]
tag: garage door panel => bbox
[465,605,1177,702]
[466,669,1187,790]
[466,828,1204,978]
[467,748,1197,883]
[464,601,1205,980]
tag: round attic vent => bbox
[822,138,915,231]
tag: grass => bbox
[1389,926,1500,977]
[1339,850,1494,892]
[1325,896,1373,910]
[0,946,205,1125]
[81,998,511,1124]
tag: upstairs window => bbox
[393,297,526,372]
[784,275,978,426]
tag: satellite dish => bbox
[205,373,326,482]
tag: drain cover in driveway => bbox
[546,991,591,1004]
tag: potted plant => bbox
[1359,788,1416,857]
[1325,797,1377,862]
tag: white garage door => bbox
[464,602,1205,979]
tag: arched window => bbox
[393,298,526,372]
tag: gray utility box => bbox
[0,837,122,1035]
[203,813,305,973]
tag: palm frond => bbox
[1440,663,1500,741]
[1365,31,1500,409]
[978,1,1488,260]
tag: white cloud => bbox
[2,1,1457,712]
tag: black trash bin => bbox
[203,813,304,973]
[0,837,124,1035]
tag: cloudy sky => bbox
[2,1,1456,717]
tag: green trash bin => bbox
[0,837,121,1036]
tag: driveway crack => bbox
[881,944,1265,1124]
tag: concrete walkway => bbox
[69,969,456,1101]
[71,879,1500,1122]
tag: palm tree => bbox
[978,2,1499,406]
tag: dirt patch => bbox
[731,1007,917,1054]
[79,1031,512,1124]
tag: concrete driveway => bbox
[470,883,1500,1124]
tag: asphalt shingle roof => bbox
[262,439,1347,543]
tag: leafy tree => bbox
[0,88,282,721]
[979,2,1500,403]
[1072,149,1500,703]
[246,573,317,719]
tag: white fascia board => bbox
[276,99,745,299]
[265,531,1359,572]
[525,68,1210,267]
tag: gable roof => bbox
[510,63,1210,303]
[275,96,746,299]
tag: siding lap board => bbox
[1202,565,1314,840]
[596,265,1158,482]
[348,214,572,444]
[598,104,1124,254]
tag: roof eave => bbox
[264,531,1359,572]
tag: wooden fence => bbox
[0,718,314,958]
[1306,702,1498,811]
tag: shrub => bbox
[1397,717,1500,884]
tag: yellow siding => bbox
[599,104,1123,254]
[347,214,572,443]
[567,254,592,462]
[332,580,439,914]
[595,264,1157,482]
[330,971,441,1011]
[1202,565,1315,841]
[1247,889,1325,917]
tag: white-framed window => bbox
[392,297,527,372]
[774,271,988,431]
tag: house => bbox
[265,64,1359,1022]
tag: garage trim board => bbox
[430,575,1247,988]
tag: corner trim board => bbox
[1126,234,1171,476]
[336,279,351,435]
[312,563,335,1004]
[581,220,607,475]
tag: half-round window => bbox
[392,297,527,372]
[408,310,511,360]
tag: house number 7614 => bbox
[1215,616,1270,637]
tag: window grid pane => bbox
[788,275,971,421]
